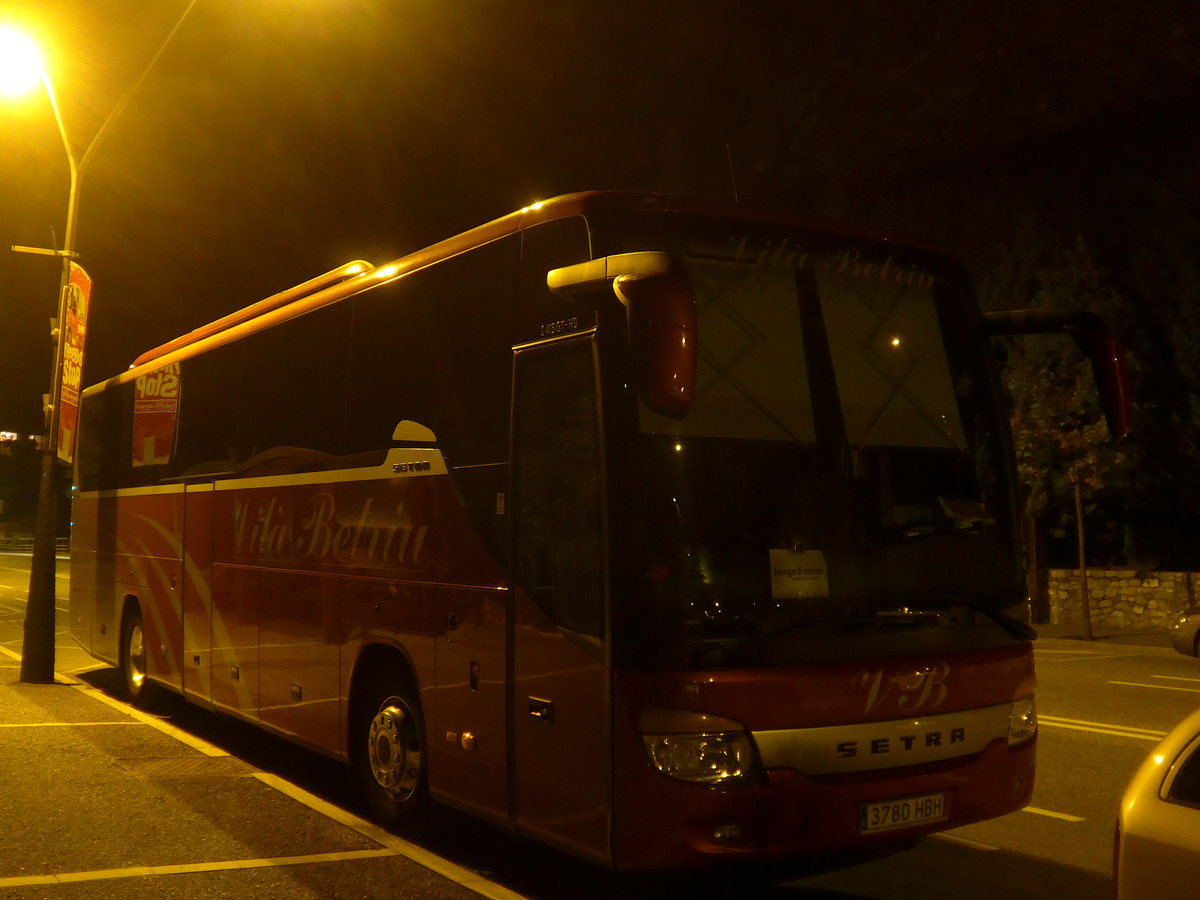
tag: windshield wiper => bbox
[945,597,1036,641]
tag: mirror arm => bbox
[984,308,1132,440]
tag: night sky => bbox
[1,0,1197,435]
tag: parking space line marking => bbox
[0,721,143,728]
[1154,675,1200,684]
[1035,652,1137,662]
[70,684,231,757]
[1039,715,1166,741]
[0,848,404,888]
[1108,680,1200,693]
[254,773,531,900]
[1023,806,1085,822]
[1034,647,1114,654]
[56,678,531,900]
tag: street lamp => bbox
[0,27,43,97]
[3,4,199,682]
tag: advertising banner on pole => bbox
[56,262,91,464]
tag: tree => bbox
[980,222,1135,565]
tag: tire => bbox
[355,678,428,825]
[119,606,149,705]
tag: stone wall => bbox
[1047,569,1196,630]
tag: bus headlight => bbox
[1008,695,1037,745]
[640,709,759,785]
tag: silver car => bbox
[1114,705,1200,898]
[1167,607,1200,657]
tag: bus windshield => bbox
[607,219,1022,663]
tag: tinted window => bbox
[235,303,352,473]
[1168,742,1200,807]
[171,344,241,478]
[513,337,604,639]
[347,234,519,466]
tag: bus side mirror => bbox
[614,272,697,418]
[984,308,1133,440]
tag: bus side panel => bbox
[210,562,260,718]
[181,482,214,705]
[511,591,609,861]
[428,469,510,825]
[68,492,101,658]
[258,568,342,749]
[94,489,185,691]
[133,552,184,694]
[340,577,437,764]
[209,471,447,755]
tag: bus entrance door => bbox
[511,336,611,864]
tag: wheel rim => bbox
[126,622,146,692]
[367,699,421,801]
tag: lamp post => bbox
[1,26,80,682]
[2,4,199,682]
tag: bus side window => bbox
[513,337,605,640]
[76,385,122,492]
[235,303,351,470]
[169,343,242,479]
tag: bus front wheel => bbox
[120,607,149,705]
[356,679,427,825]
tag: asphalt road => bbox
[1,553,1197,899]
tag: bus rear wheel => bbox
[356,679,427,825]
[120,607,149,705]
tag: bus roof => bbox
[101,191,942,393]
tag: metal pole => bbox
[20,73,77,683]
[1073,479,1094,642]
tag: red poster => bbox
[132,363,181,467]
[56,262,91,464]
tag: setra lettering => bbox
[836,727,966,759]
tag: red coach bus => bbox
[69,192,1129,870]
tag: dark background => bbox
[2,0,1198,563]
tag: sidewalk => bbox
[1034,622,1175,650]
[0,645,519,899]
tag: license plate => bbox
[858,792,947,834]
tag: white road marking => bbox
[0,721,143,728]
[1023,806,1085,822]
[69,683,231,757]
[0,848,405,888]
[0,649,532,900]
[1039,715,1167,741]
[1035,650,1138,662]
[1154,674,1200,684]
[1035,647,1116,654]
[934,833,998,851]
[1107,680,1200,693]
[255,773,530,900]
